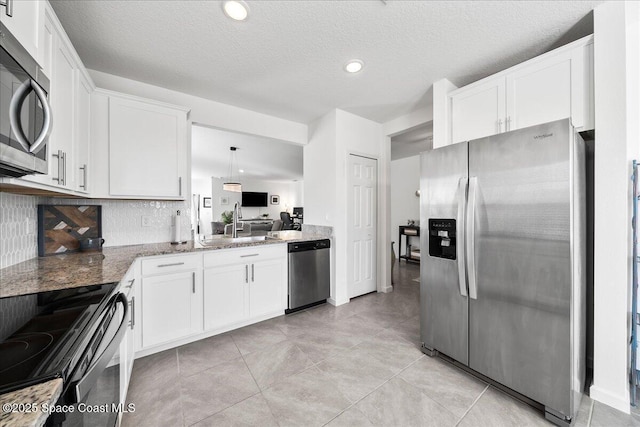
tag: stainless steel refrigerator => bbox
[420,118,585,426]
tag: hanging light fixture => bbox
[223,146,242,192]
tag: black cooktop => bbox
[0,283,117,394]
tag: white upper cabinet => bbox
[100,92,189,200]
[449,35,593,145]
[74,73,92,193]
[450,77,505,145]
[1,0,41,61]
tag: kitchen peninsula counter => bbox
[0,232,327,299]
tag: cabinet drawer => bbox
[142,254,201,276]
[203,244,286,269]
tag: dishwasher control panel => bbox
[288,239,330,253]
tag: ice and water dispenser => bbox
[428,219,457,260]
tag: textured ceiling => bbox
[191,125,303,182]
[50,0,602,124]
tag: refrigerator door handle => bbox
[466,176,478,299]
[456,177,468,297]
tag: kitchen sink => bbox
[196,235,280,247]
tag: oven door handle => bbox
[8,79,52,154]
[73,292,128,403]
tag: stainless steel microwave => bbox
[0,21,52,177]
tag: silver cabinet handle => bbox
[9,79,52,154]
[126,278,135,288]
[80,164,87,189]
[62,151,66,186]
[251,264,254,282]
[192,272,195,293]
[497,118,503,133]
[179,177,182,197]
[1,0,13,17]
[52,150,63,183]
[157,262,185,268]
[131,296,135,328]
[245,265,248,283]
[466,177,478,299]
[240,254,259,258]
[506,116,511,132]
[456,177,468,297]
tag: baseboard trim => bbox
[589,384,630,414]
[328,297,349,306]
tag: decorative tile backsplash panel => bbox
[38,205,102,256]
[0,193,191,269]
[0,193,39,269]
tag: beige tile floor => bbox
[122,262,640,427]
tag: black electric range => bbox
[0,283,118,395]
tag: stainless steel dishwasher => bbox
[287,239,330,314]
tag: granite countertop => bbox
[0,231,327,299]
[0,379,63,427]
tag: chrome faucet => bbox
[232,202,242,238]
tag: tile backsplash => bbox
[47,198,191,248]
[0,193,39,269]
[0,193,191,269]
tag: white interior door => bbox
[348,154,377,298]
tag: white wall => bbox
[304,109,388,305]
[591,0,640,413]
[432,78,458,148]
[390,156,421,256]
[192,177,213,234]
[89,70,308,146]
[304,111,338,301]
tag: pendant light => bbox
[223,146,242,192]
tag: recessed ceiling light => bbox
[344,59,364,73]
[223,1,249,21]
[239,169,244,173]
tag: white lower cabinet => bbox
[203,245,287,332]
[119,262,138,410]
[140,254,202,349]
[203,265,248,330]
[249,259,285,318]
[135,246,286,356]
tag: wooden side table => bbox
[399,225,420,263]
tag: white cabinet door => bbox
[119,270,136,407]
[49,35,75,189]
[74,73,91,193]
[249,258,285,318]
[108,96,187,199]
[506,43,592,131]
[203,265,247,330]
[506,50,572,131]
[141,271,200,348]
[450,77,505,144]
[1,0,41,61]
